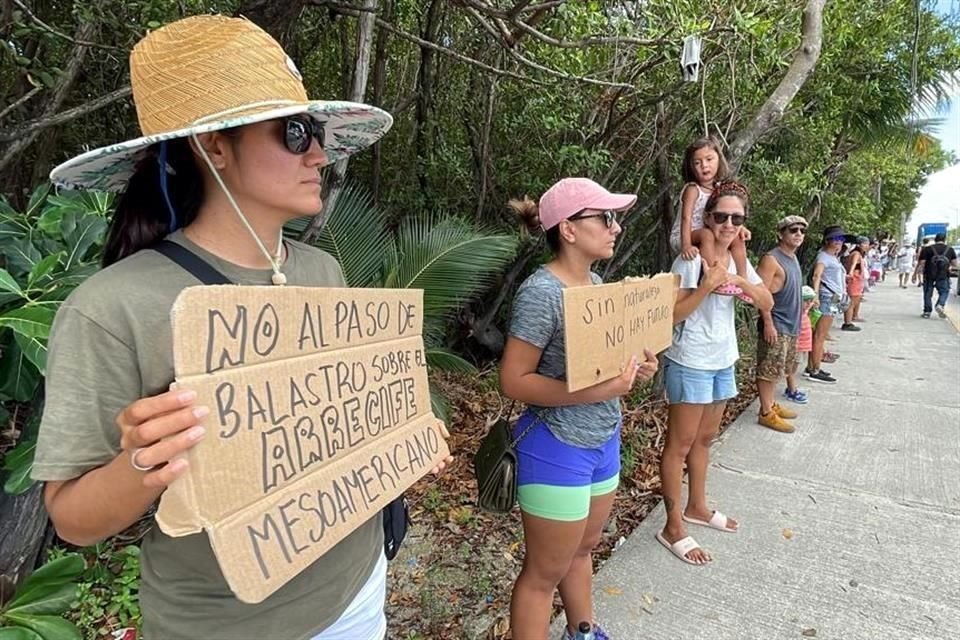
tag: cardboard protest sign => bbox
[562,273,679,392]
[156,286,449,604]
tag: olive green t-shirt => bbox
[32,231,381,639]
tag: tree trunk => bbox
[301,0,379,243]
[370,0,394,203]
[414,0,444,198]
[727,0,826,173]
[0,484,48,596]
[474,74,500,221]
[235,0,311,47]
[654,102,674,272]
[0,18,97,175]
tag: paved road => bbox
[553,280,960,640]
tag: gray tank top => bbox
[768,247,802,335]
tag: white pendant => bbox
[271,272,287,286]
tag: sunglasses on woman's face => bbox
[786,226,807,235]
[710,211,746,226]
[827,235,844,242]
[282,115,325,154]
[570,209,618,228]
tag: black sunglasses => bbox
[569,209,618,228]
[785,226,807,235]
[710,211,746,226]
[283,115,325,154]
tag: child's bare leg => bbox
[692,228,717,266]
[731,235,748,278]
[785,370,797,393]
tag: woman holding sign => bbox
[500,178,659,640]
[656,181,772,565]
[31,15,447,640]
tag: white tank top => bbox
[670,183,711,249]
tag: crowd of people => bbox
[27,14,959,640]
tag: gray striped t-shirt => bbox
[508,267,621,448]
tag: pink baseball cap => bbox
[538,178,637,231]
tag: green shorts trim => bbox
[518,475,621,522]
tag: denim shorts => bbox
[818,292,841,318]
[513,412,620,522]
[663,358,737,405]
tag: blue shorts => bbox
[663,358,737,405]
[818,292,841,318]
[513,412,620,521]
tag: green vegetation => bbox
[1,1,959,637]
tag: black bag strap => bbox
[153,240,232,286]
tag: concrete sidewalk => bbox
[555,281,960,640]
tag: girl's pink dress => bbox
[796,312,813,353]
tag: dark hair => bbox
[102,138,205,267]
[703,180,749,217]
[935,232,946,242]
[682,137,730,184]
[508,196,561,253]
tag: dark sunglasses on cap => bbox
[785,226,807,234]
[710,211,746,226]
[569,209,619,228]
[282,115,325,154]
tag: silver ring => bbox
[130,447,154,472]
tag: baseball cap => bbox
[777,215,808,231]
[801,285,816,300]
[538,178,637,231]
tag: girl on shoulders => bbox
[670,138,753,299]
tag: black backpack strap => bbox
[153,240,232,285]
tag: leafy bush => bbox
[0,186,111,495]
[52,545,141,639]
[0,554,84,640]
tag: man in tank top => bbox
[754,215,807,433]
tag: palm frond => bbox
[383,217,519,320]
[287,183,390,287]
[426,348,478,373]
[429,381,451,427]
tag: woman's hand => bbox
[740,226,752,242]
[117,389,208,490]
[634,349,659,383]
[430,421,454,475]
[605,350,659,396]
[702,260,730,290]
[681,244,700,260]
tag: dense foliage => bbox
[1,1,959,635]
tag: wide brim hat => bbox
[50,15,393,191]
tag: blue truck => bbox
[916,222,948,246]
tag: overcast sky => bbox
[908,0,960,234]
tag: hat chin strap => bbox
[190,132,287,286]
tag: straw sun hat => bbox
[50,14,393,191]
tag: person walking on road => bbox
[808,226,847,384]
[897,244,914,288]
[755,215,807,433]
[657,181,773,565]
[913,232,957,318]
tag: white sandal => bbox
[655,531,708,565]
[682,510,738,533]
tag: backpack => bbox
[929,245,950,281]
